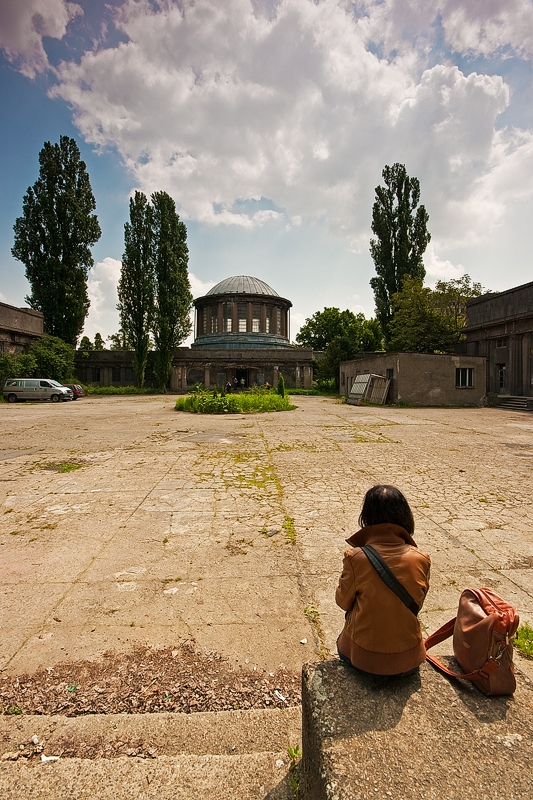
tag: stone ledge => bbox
[301,659,533,800]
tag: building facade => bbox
[464,281,533,398]
[340,352,487,406]
[0,302,43,353]
[74,276,314,390]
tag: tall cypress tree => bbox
[151,192,192,391]
[369,163,430,345]
[117,191,154,388]
[12,136,101,345]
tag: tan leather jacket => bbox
[336,523,431,675]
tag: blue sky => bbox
[1,0,533,344]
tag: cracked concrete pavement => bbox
[1,395,533,679]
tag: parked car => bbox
[3,379,73,403]
[63,383,85,399]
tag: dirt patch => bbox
[0,643,301,721]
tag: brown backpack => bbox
[424,587,519,696]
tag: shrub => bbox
[84,385,161,395]
[277,372,285,398]
[175,389,296,414]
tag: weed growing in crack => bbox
[283,516,296,544]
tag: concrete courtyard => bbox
[1,395,533,679]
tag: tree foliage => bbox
[12,136,101,345]
[78,336,93,351]
[30,335,76,382]
[369,163,431,344]
[151,192,192,391]
[388,275,488,353]
[117,191,154,387]
[296,307,382,390]
[107,329,130,350]
[93,332,105,350]
[0,336,74,388]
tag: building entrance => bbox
[235,368,249,389]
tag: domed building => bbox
[73,275,314,391]
[171,275,313,390]
[192,276,292,349]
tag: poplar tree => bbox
[151,192,192,391]
[369,163,430,345]
[117,191,154,387]
[12,136,101,345]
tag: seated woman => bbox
[336,485,431,676]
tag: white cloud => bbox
[424,243,465,282]
[48,0,532,257]
[189,272,216,298]
[83,256,121,341]
[357,0,533,60]
[0,0,81,78]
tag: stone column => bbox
[218,303,224,334]
[247,301,252,333]
[232,301,238,334]
[204,366,210,388]
[260,303,266,333]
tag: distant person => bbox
[264,381,271,390]
[233,377,238,390]
[226,381,232,394]
[336,485,430,677]
[240,377,245,389]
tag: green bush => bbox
[0,352,38,388]
[176,390,296,414]
[84,385,161,395]
[30,335,75,382]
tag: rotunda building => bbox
[192,276,292,349]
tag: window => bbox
[224,303,232,332]
[341,372,345,387]
[496,338,508,348]
[202,307,208,335]
[265,307,272,333]
[252,304,260,333]
[125,367,134,382]
[455,367,474,388]
[238,303,247,333]
[386,368,394,379]
[112,367,121,383]
[211,312,218,333]
[92,367,101,383]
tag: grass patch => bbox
[40,462,83,473]
[175,390,296,414]
[283,515,296,544]
[84,385,162,395]
[288,388,338,396]
[515,624,533,659]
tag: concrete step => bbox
[301,659,533,800]
[0,707,301,800]
[498,396,532,410]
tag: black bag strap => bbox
[361,545,420,616]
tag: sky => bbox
[1,0,533,346]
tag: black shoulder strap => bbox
[361,545,420,616]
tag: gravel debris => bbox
[0,643,301,718]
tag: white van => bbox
[3,379,73,403]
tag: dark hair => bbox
[359,485,415,534]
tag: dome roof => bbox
[205,276,279,297]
